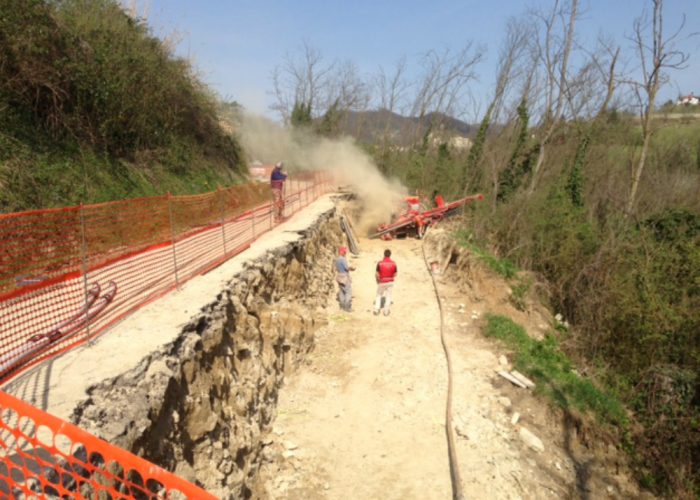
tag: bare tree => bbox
[589,37,621,118]
[371,57,412,157]
[375,56,410,114]
[526,0,580,192]
[492,18,533,121]
[270,41,335,124]
[625,0,691,215]
[324,60,369,112]
[410,44,484,120]
[270,41,372,133]
[463,18,532,193]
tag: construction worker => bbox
[270,161,288,222]
[374,249,397,316]
[404,195,426,238]
[405,196,421,214]
[335,246,355,312]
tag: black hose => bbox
[421,231,465,500]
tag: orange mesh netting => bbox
[0,173,330,381]
[0,390,216,498]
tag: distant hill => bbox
[338,109,476,146]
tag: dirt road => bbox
[260,235,644,499]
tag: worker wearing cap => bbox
[374,249,397,316]
[335,246,355,312]
[271,161,288,222]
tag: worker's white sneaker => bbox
[373,309,379,315]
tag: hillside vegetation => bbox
[375,113,700,496]
[0,0,245,212]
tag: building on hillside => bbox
[428,133,473,150]
[677,94,700,106]
[448,136,473,150]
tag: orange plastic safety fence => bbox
[0,173,332,382]
[0,390,216,499]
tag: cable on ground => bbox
[421,230,465,500]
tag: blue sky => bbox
[137,0,700,119]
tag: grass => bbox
[0,140,245,212]
[483,314,628,427]
[509,277,531,311]
[454,229,532,310]
[454,229,518,279]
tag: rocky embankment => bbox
[72,207,344,498]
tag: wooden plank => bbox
[340,216,359,255]
[510,370,536,388]
[496,370,528,388]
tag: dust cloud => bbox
[237,112,407,234]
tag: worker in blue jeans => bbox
[335,246,355,312]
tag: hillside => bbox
[0,0,246,212]
[339,109,475,145]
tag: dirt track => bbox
[260,235,647,499]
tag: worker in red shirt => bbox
[374,249,397,316]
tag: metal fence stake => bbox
[79,203,92,343]
[167,193,180,289]
[218,188,228,257]
[251,205,257,240]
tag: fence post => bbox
[79,203,92,342]
[218,187,228,257]
[296,179,301,211]
[251,205,257,240]
[167,193,180,290]
[269,190,274,227]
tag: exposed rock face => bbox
[72,208,343,498]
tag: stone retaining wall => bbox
[72,207,343,498]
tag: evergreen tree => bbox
[498,98,534,202]
[566,130,590,208]
[463,102,494,192]
[290,101,312,128]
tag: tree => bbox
[271,42,369,129]
[375,56,410,115]
[464,18,530,193]
[526,0,580,193]
[410,44,484,121]
[625,0,691,215]
[270,41,334,125]
[290,101,312,128]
